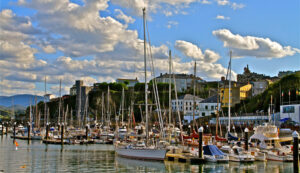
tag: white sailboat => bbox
[115,8,166,161]
[226,51,238,141]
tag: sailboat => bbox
[115,8,167,161]
[225,51,238,141]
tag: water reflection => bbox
[0,137,294,173]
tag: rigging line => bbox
[171,56,184,144]
[144,24,163,133]
[145,20,165,137]
[220,51,231,109]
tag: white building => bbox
[116,78,139,87]
[280,104,300,123]
[155,73,204,92]
[251,81,268,96]
[172,94,203,116]
[199,95,220,117]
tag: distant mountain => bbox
[0,94,44,107]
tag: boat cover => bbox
[203,145,225,156]
[228,132,239,141]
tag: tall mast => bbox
[269,95,273,123]
[12,97,14,120]
[216,82,219,136]
[70,108,73,127]
[101,92,104,125]
[143,8,149,145]
[168,50,172,126]
[121,87,125,126]
[192,61,196,131]
[35,95,38,128]
[58,79,62,125]
[107,86,110,127]
[228,51,232,132]
[44,76,47,127]
[29,103,32,130]
[77,82,81,128]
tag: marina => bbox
[0,136,295,173]
[0,0,299,172]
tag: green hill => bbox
[235,72,300,113]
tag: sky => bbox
[0,0,299,97]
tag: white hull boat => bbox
[115,147,167,161]
[221,146,255,163]
[264,150,293,162]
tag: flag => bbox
[15,141,19,147]
[288,90,291,96]
[296,89,299,96]
[281,91,284,97]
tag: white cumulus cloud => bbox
[212,29,300,58]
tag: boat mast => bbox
[29,103,32,131]
[77,81,81,128]
[101,92,104,125]
[192,61,196,131]
[168,50,172,126]
[171,55,184,144]
[143,8,149,146]
[107,86,110,128]
[44,76,47,128]
[121,87,125,126]
[58,79,62,126]
[228,51,232,132]
[35,95,38,128]
[216,82,219,136]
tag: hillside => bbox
[0,94,44,107]
[235,72,300,113]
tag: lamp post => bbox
[13,122,16,138]
[85,124,89,140]
[1,122,3,135]
[292,131,299,173]
[6,122,8,135]
[27,122,31,141]
[45,123,49,140]
[198,126,203,159]
[244,128,249,151]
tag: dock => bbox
[165,151,204,164]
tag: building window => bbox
[205,105,208,110]
[202,112,205,116]
[211,106,214,110]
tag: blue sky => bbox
[0,0,299,96]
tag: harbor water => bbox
[0,136,294,173]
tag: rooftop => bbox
[156,73,203,81]
[201,95,218,103]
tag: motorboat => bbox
[203,145,229,162]
[220,145,255,162]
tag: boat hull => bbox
[115,148,166,161]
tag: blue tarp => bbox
[280,118,290,122]
[203,145,225,156]
[228,132,239,141]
